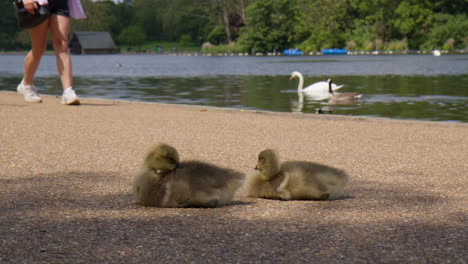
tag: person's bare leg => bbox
[49,14,72,90]
[23,20,49,86]
[49,14,79,104]
[18,19,49,102]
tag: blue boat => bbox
[283,48,303,56]
[322,48,348,55]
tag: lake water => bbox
[1,54,467,122]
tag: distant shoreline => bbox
[1,49,467,56]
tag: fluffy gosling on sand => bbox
[132,143,244,207]
[246,149,349,200]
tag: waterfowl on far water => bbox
[246,149,349,201]
[290,71,343,99]
[132,143,244,208]
[327,78,362,103]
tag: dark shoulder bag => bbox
[14,0,50,29]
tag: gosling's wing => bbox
[281,161,345,181]
[177,161,244,188]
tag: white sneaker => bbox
[61,88,80,105]
[17,82,42,103]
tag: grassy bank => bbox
[118,41,200,53]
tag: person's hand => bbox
[23,0,38,15]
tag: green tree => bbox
[0,1,20,49]
[71,0,118,33]
[72,0,134,41]
[2,0,468,52]
[239,0,299,53]
[15,30,31,48]
[211,0,250,44]
[393,0,434,48]
[432,0,468,14]
[295,0,349,51]
[422,13,468,50]
[132,0,162,41]
[118,25,146,46]
[166,0,213,44]
[343,0,402,50]
[108,0,135,40]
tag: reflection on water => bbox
[0,54,467,122]
[292,92,362,114]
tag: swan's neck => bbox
[297,75,304,92]
[328,82,334,94]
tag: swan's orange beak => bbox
[289,76,294,80]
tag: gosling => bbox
[246,149,349,200]
[132,143,244,207]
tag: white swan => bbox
[290,71,343,99]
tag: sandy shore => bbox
[1,91,466,263]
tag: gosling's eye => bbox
[166,157,177,164]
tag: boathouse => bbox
[69,32,119,55]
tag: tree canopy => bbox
[0,0,466,52]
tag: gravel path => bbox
[1,92,466,263]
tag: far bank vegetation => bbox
[0,0,466,54]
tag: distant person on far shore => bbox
[17,0,85,105]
